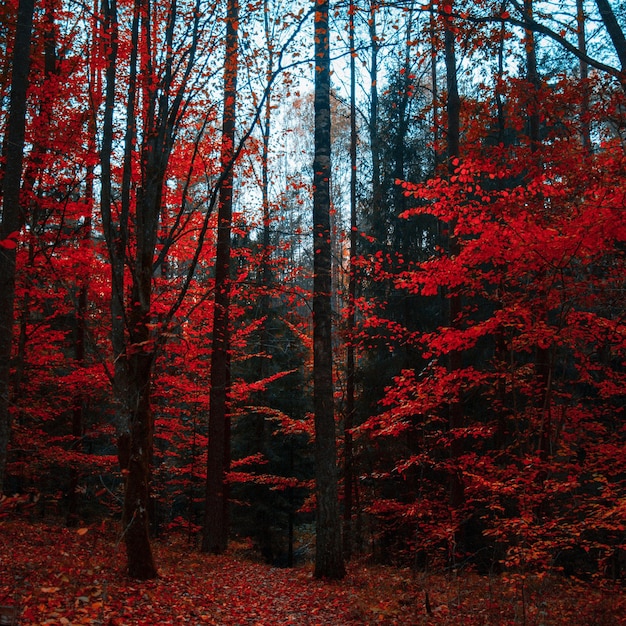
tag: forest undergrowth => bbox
[0,520,624,625]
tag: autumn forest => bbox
[1,0,626,623]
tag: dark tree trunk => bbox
[524,0,540,150]
[522,0,552,457]
[594,0,626,81]
[98,0,155,579]
[99,0,203,578]
[443,0,465,514]
[430,4,439,168]
[368,1,382,214]
[394,6,415,248]
[67,172,93,527]
[577,0,591,151]
[121,295,157,578]
[313,0,345,581]
[12,2,59,430]
[202,0,239,555]
[0,0,35,494]
[343,0,357,562]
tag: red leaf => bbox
[0,231,19,249]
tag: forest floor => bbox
[0,520,624,625]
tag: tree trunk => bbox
[430,4,439,168]
[343,0,357,561]
[202,0,239,555]
[99,0,161,579]
[313,0,345,581]
[524,0,540,149]
[67,156,93,527]
[522,0,552,457]
[0,0,35,494]
[368,1,382,214]
[443,0,464,514]
[98,0,201,577]
[594,0,626,82]
[577,0,591,151]
[121,291,158,578]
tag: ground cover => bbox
[0,521,624,625]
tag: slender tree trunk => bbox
[99,0,130,457]
[99,0,160,579]
[429,4,439,169]
[0,0,35,494]
[67,150,94,527]
[368,1,382,214]
[442,1,464,514]
[343,0,357,562]
[261,0,274,304]
[440,6,466,568]
[523,0,541,148]
[313,0,345,581]
[577,0,591,151]
[493,5,509,448]
[12,4,59,421]
[495,2,507,144]
[522,0,552,457]
[202,0,239,555]
[255,0,274,461]
[394,6,414,246]
[594,0,626,85]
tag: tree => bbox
[502,0,626,93]
[202,0,239,555]
[343,0,358,561]
[312,0,345,580]
[594,0,626,91]
[0,0,35,494]
[360,0,626,571]
[442,0,465,524]
[98,0,209,579]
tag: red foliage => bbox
[357,73,626,574]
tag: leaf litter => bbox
[1,520,624,625]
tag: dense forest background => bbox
[1,0,625,587]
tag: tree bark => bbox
[443,1,464,513]
[577,0,591,151]
[313,0,345,581]
[343,0,357,562]
[100,0,202,578]
[67,133,94,527]
[202,0,239,555]
[430,4,439,168]
[368,1,382,215]
[594,0,626,78]
[98,0,156,580]
[0,0,35,494]
[524,0,540,149]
